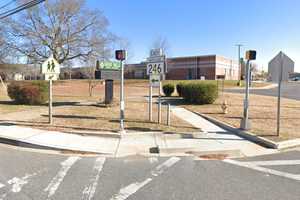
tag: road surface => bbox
[226,82,300,100]
[0,144,299,200]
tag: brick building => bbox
[125,55,239,80]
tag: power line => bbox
[0,0,42,17]
[0,0,16,10]
[0,0,45,19]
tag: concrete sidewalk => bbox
[0,108,277,158]
[171,107,277,157]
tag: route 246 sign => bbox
[41,57,61,80]
[147,62,164,75]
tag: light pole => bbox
[240,50,256,130]
[115,50,127,134]
[236,44,243,82]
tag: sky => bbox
[87,0,300,72]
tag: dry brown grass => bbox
[0,80,198,134]
[184,92,300,141]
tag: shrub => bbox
[163,83,175,97]
[181,82,217,104]
[176,82,184,97]
[8,81,49,105]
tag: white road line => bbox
[110,157,180,200]
[110,178,152,200]
[148,157,158,164]
[241,160,300,166]
[7,172,38,193]
[44,156,80,199]
[81,157,106,200]
[151,157,180,177]
[224,159,300,181]
[0,171,42,200]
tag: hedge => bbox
[163,83,175,97]
[178,82,217,104]
[8,81,49,105]
[176,82,184,97]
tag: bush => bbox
[180,82,217,104]
[176,82,184,97]
[163,83,175,97]
[8,81,49,105]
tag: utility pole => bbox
[236,44,243,82]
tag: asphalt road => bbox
[226,82,300,100]
[0,144,299,200]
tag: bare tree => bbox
[151,36,170,55]
[2,0,115,65]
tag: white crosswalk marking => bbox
[224,159,300,181]
[44,156,80,199]
[240,160,300,166]
[148,157,158,164]
[0,171,42,200]
[110,157,181,200]
[81,157,106,200]
[7,172,38,193]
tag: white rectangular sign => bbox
[150,74,160,87]
[101,70,120,80]
[45,74,59,81]
[147,62,164,75]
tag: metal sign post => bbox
[115,50,127,134]
[147,49,165,124]
[41,56,60,125]
[49,79,53,125]
[158,79,162,124]
[277,52,284,136]
[149,81,153,122]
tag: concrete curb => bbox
[191,111,300,150]
[159,147,242,158]
[0,135,110,155]
[59,129,121,139]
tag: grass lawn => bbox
[28,101,199,134]
[183,92,300,142]
[0,80,198,134]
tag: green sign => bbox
[100,61,121,70]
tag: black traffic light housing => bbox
[115,50,126,61]
[245,50,256,60]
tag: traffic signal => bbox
[115,50,127,61]
[245,50,256,60]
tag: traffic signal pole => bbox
[120,59,125,133]
[115,50,127,134]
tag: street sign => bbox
[100,61,121,70]
[42,57,60,80]
[150,48,163,57]
[147,62,164,75]
[147,48,166,124]
[150,74,160,87]
[101,70,120,80]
